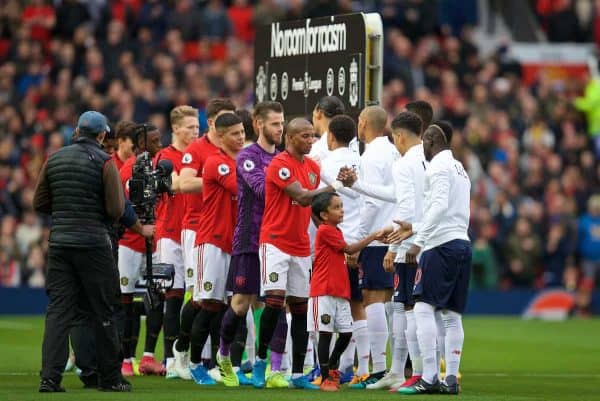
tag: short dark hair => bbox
[133,123,158,146]
[236,109,256,142]
[427,120,453,144]
[253,101,283,121]
[406,100,433,133]
[391,112,422,136]
[329,115,356,145]
[206,98,236,119]
[115,120,136,141]
[315,96,345,118]
[215,113,242,130]
[311,192,340,218]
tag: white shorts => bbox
[118,246,158,293]
[181,229,198,289]
[156,238,185,290]
[308,295,353,333]
[259,243,311,298]
[193,243,231,303]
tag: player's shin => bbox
[289,301,309,376]
[269,311,288,372]
[177,300,200,352]
[442,310,463,380]
[414,302,438,384]
[220,307,245,357]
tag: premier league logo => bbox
[182,153,192,164]
[278,167,291,180]
[243,159,255,171]
[218,164,230,176]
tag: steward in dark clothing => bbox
[34,111,130,393]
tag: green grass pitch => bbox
[1,316,599,401]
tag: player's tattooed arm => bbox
[283,181,335,207]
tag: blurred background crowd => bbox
[0,0,599,314]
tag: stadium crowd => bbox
[0,0,599,315]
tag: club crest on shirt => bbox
[308,172,317,186]
[278,167,291,180]
[243,159,255,171]
[203,281,213,291]
[321,314,331,324]
[269,272,279,282]
[182,153,192,164]
[120,277,128,286]
[218,163,230,176]
[186,268,194,278]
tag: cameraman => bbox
[34,111,129,392]
[118,124,166,376]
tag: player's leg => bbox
[265,311,289,388]
[189,244,228,385]
[254,243,288,388]
[117,246,140,376]
[157,238,185,378]
[397,262,422,391]
[354,247,392,388]
[287,254,319,390]
[370,262,409,390]
[440,240,472,395]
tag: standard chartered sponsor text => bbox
[270,20,347,58]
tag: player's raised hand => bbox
[386,220,413,244]
[383,251,396,272]
[374,226,394,242]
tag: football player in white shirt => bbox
[318,115,371,382]
[349,106,400,388]
[310,96,359,162]
[392,121,472,395]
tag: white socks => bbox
[435,310,446,374]
[414,302,437,384]
[390,302,408,374]
[354,319,370,376]
[442,310,464,379]
[405,309,422,375]
[365,302,388,373]
[245,309,256,363]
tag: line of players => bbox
[113,96,472,395]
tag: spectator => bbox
[577,194,600,315]
[504,217,542,288]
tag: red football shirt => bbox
[310,224,350,300]
[154,145,185,244]
[111,152,126,172]
[180,136,220,232]
[195,151,237,253]
[259,151,320,257]
[118,156,144,253]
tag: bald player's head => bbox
[286,117,315,156]
[358,106,387,142]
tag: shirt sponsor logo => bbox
[182,153,193,164]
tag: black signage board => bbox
[254,13,367,119]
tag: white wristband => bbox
[332,180,344,190]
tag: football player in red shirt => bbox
[173,99,235,378]
[110,121,136,171]
[118,124,165,376]
[308,192,384,391]
[253,118,340,390]
[187,113,245,385]
[154,105,198,378]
